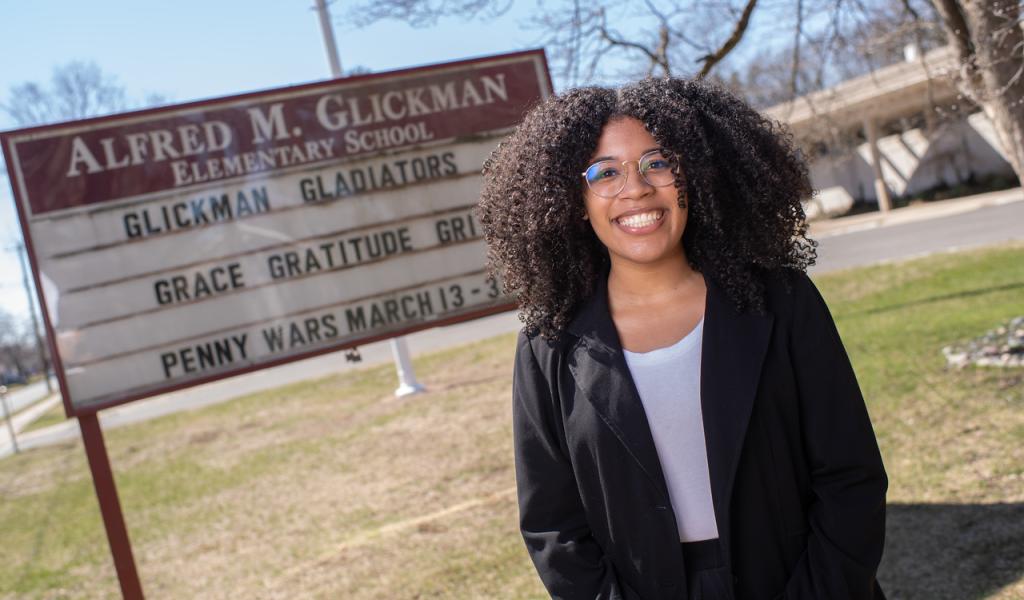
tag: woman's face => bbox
[582,116,687,270]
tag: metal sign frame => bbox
[2,49,551,419]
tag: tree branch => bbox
[654,24,672,75]
[899,0,920,21]
[598,9,668,74]
[931,0,974,64]
[641,0,670,24]
[789,0,804,96]
[899,0,940,131]
[642,0,674,74]
[697,0,759,78]
[598,26,662,64]
[344,0,510,28]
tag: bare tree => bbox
[524,0,766,85]
[343,0,512,27]
[1,62,169,383]
[0,308,33,378]
[342,0,932,86]
[931,0,1024,182]
[341,0,771,85]
[1,61,169,127]
[347,0,1023,185]
[2,61,125,126]
[721,0,945,108]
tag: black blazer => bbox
[512,270,887,599]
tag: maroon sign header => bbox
[5,50,548,216]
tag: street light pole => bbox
[312,1,425,397]
[315,0,344,78]
[16,242,52,392]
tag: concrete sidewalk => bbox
[0,393,63,454]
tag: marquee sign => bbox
[3,50,551,415]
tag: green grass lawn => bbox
[0,242,1022,599]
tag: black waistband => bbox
[681,538,723,571]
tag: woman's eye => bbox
[645,159,670,170]
[589,166,619,181]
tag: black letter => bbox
[160,352,178,378]
[124,213,142,238]
[155,280,172,305]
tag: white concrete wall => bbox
[806,112,1015,217]
[806,146,873,218]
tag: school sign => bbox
[3,50,551,416]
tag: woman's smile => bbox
[613,208,667,233]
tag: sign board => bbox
[3,50,551,416]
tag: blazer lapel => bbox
[701,278,773,546]
[566,274,671,502]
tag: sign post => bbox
[79,413,144,599]
[391,337,426,396]
[1,50,551,597]
[314,0,425,397]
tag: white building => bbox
[764,46,1017,219]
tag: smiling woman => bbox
[477,79,888,600]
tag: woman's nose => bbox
[617,161,653,198]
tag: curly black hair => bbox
[478,78,817,340]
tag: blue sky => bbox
[0,0,547,321]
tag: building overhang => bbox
[764,46,959,137]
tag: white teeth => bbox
[617,210,662,228]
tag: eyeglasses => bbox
[581,150,677,198]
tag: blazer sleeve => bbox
[782,274,888,600]
[512,331,635,600]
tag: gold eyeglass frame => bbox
[581,149,677,198]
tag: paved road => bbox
[811,198,1024,274]
[3,192,1022,457]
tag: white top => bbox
[622,318,719,542]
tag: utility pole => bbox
[16,242,52,392]
[312,1,425,397]
[315,0,344,77]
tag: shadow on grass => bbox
[880,502,1024,599]
[840,281,1024,319]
